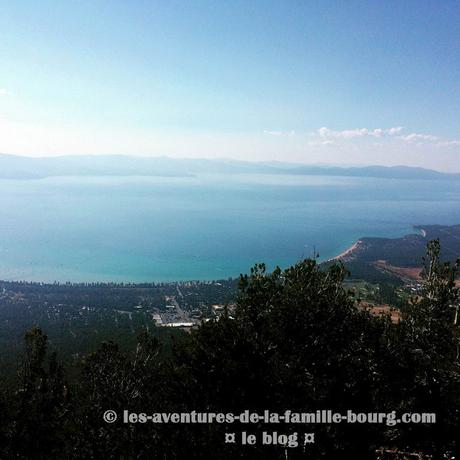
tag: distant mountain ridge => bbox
[0,153,459,180]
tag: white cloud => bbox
[400,133,438,143]
[387,127,403,135]
[307,139,336,146]
[0,88,10,96]
[264,130,295,137]
[277,126,459,153]
[1,118,459,172]
[310,126,460,160]
[317,126,404,139]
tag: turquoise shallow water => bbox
[0,173,459,282]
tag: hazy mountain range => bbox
[1,153,459,181]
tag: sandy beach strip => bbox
[328,240,362,262]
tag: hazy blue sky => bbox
[0,1,459,170]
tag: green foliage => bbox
[0,242,459,458]
[7,327,69,458]
[170,260,387,459]
[389,240,460,454]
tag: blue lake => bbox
[0,174,460,282]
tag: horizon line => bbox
[1,151,459,175]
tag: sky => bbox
[0,0,459,171]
